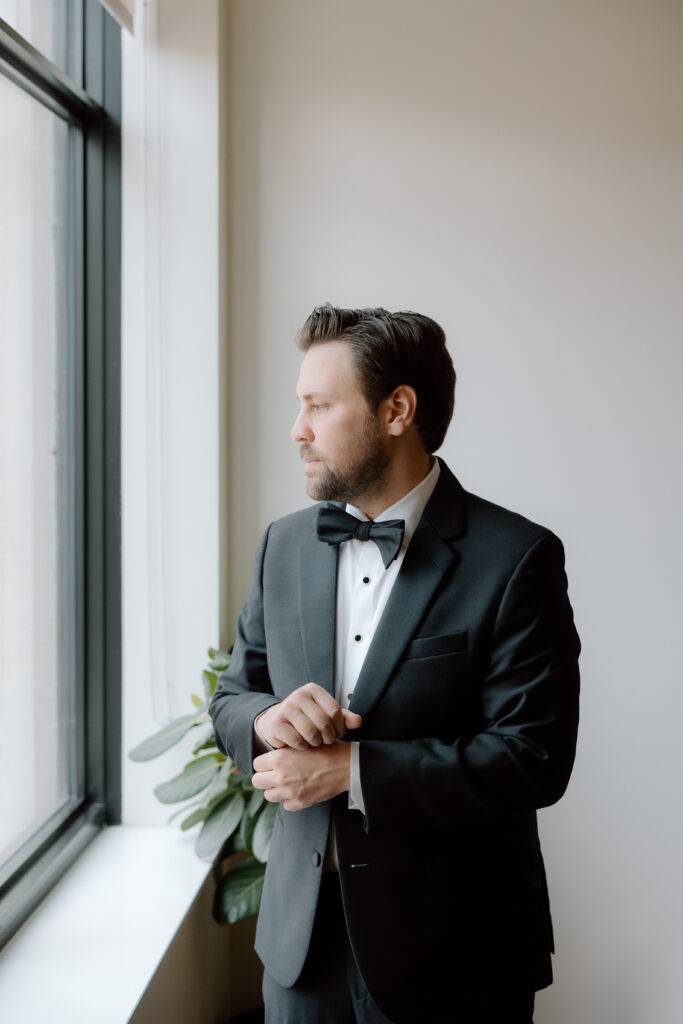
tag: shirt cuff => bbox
[348,741,365,813]
[253,711,274,757]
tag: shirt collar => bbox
[345,458,441,549]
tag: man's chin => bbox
[304,471,321,500]
[305,470,344,503]
[306,479,330,502]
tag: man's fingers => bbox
[251,763,284,804]
[288,702,331,747]
[257,780,283,803]
[276,716,313,750]
[251,769,272,789]
[305,686,349,741]
[305,696,342,744]
[252,743,350,812]
[258,704,313,750]
[252,755,292,805]
[253,751,274,772]
[298,692,345,744]
[258,682,356,749]
[270,683,346,746]
[266,718,310,750]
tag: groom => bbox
[210,304,580,1024]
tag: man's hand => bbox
[255,681,362,750]
[252,742,352,811]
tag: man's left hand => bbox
[252,741,351,811]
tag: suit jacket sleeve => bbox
[358,530,581,833]
[210,524,281,775]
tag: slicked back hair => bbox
[297,304,456,454]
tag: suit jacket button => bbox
[312,851,321,867]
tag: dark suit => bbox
[210,460,580,1023]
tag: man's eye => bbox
[311,404,327,411]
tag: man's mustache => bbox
[300,446,324,462]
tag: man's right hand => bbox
[255,682,362,750]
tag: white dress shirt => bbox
[335,458,441,815]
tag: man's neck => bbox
[354,452,434,520]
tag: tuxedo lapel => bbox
[350,461,466,722]
[298,531,338,697]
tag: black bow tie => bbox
[316,504,405,569]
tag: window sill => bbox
[0,825,212,1023]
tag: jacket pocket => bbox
[404,630,468,660]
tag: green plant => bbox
[128,647,274,923]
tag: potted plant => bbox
[128,647,275,924]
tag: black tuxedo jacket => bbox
[210,460,580,1022]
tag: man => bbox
[210,305,580,1024]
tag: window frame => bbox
[0,0,121,951]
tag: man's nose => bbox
[291,411,313,443]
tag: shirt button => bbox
[362,576,370,584]
[354,634,362,642]
[312,851,321,867]
[347,691,354,701]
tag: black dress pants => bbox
[262,873,536,1024]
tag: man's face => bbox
[291,340,390,505]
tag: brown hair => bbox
[297,304,456,453]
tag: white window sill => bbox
[0,825,212,1024]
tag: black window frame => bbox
[0,0,121,951]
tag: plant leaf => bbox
[226,831,246,855]
[181,807,209,831]
[128,713,201,762]
[154,754,220,804]
[202,670,218,701]
[192,727,217,755]
[240,802,259,851]
[200,757,236,808]
[179,789,228,831]
[196,792,245,860]
[168,801,199,824]
[207,648,231,672]
[191,693,203,708]
[213,857,265,924]
[251,801,278,862]
[246,787,265,818]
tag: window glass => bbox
[0,70,76,871]
[0,1,75,78]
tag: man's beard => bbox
[302,416,390,505]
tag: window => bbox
[0,1,121,949]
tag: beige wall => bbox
[129,872,261,1024]
[222,2,683,1022]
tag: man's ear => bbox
[384,385,418,436]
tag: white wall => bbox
[222,2,683,1022]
